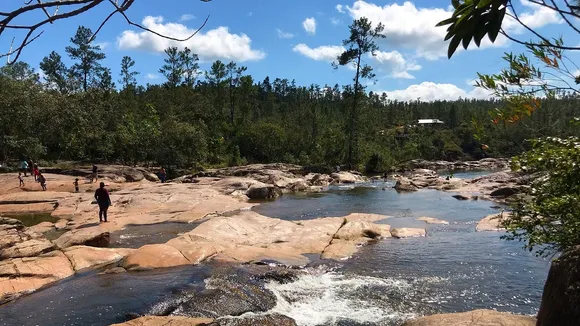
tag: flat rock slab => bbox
[63,246,134,271]
[391,228,426,238]
[0,238,56,259]
[402,309,536,326]
[54,227,110,249]
[111,316,214,326]
[0,251,74,303]
[120,244,190,271]
[27,222,55,234]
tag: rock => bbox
[391,228,426,238]
[0,217,24,229]
[165,235,224,265]
[394,178,419,192]
[63,246,134,271]
[213,313,297,326]
[110,316,214,326]
[0,239,56,259]
[101,267,127,274]
[321,238,370,260]
[490,187,519,197]
[54,227,110,249]
[402,309,536,326]
[417,217,449,225]
[54,219,69,230]
[27,221,55,234]
[140,171,160,182]
[476,212,510,232]
[120,244,190,271]
[246,184,283,200]
[536,246,580,326]
[452,194,470,200]
[0,251,74,304]
[335,221,390,240]
[330,171,364,184]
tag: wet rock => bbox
[213,313,297,326]
[476,212,510,232]
[246,184,283,200]
[417,217,449,225]
[0,239,56,259]
[27,221,55,234]
[402,309,535,326]
[452,194,470,200]
[164,274,278,319]
[537,246,580,326]
[54,227,110,249]
[490,187,519,197]
[121,244,190,271]
[54,219,69,230]
[0,217,24,230]
[63,246,134,271]
[394,178,419,192]
[111,316,214,326]
[334,221,390,240]
[391,228,426,238]
[0,250,74,304]
[101,266,127,274]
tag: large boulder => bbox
[536,246,580,326]
[54,227,110,249]
[394,178,419,192]
[330,171,364,184]
[417,217,449,225]
[490,187,520,197]
[402,309,535,326]
[476,213,510,232]
[120,244,190,271]
[62,246,134,271]
[246,184,283,200]
[111,316,214,326]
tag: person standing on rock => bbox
[159,167,167,183]
[18,172,24,187]
[91,164,98,183]
[73,178,80,193]
[37,173,47,191]
[33,164,39,182]
[94,182,111,223]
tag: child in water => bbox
[73,178,79,193]
[18,173,24,187]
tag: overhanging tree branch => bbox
[1,0,212,64]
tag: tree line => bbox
[0,25,578,174]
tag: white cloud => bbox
[145,73,160,80]
[292,43,345,61]
[336,4,345,13]
[372,50,421,79]
[330,17,342,25]
[179,14,195,22]
[344,0,562,60]
[379,81,492,102]
[302,17,317,35]
[117,16,266,62]
[276,29,294,39]
[94,41,110,50]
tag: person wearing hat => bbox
[94,182,112,223]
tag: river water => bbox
[0,173,550,326]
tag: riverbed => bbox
[0,173,550,326]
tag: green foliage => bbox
[504,136,580,257]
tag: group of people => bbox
[18,159,46,191]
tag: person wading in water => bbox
[94,182,111,223]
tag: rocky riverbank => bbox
[0,159,546,325]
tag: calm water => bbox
[109,222,202,249]
[0,172,550,326]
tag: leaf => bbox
[476,0,495,8]
[448,34,462,59]
[436,17,456,27]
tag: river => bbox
[0,173,550,326]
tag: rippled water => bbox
[109,222,202,248]
[255,175,549,326]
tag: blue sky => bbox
[2,0,577,101]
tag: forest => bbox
[1,25,578,174]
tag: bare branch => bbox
[1,0,212,64]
